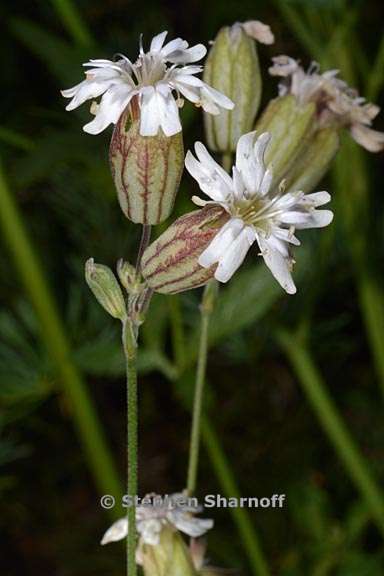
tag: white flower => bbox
[101,493,213,547]
[61,31,234,137]
[185,131,333,294]
[269,55,384,152]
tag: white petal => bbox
[185,143,234,202]
[83,58,119,69]
[302,191,331,207]
[295,209,334,229]
[232,166,246,201]
[61,81,84,98]
[176,65,203,75]
[169,511,214,537]
[200,84,234,113]
[161,37,189,57]
[173,74,203,87]
[159,93,182,136]
[101,518,128,545]
[167,43,207,64]
[273,227,301,245]
[83,85,133,134]
[242,21,275,44]
[215,227,255,283]
[257,235,296,294]
[139,87,161,136]
[236,131,270,194]
[194,142,233,187]
[64,79,112,111]
[266,234,290,257]
[350,124,384,152]
[84,67,123,81]
[259,167,273,197]
[150,31,168,52]
[199,218,245,268]
[279,211,314,226]
[173,81,200,103]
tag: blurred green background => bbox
[1,0,384,574]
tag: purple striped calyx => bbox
[141,206,229,294]
[109,103,184,225]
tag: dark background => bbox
[1,0,384,574]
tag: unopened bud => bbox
[85,258,126,320]
[255,95,316,186]
[141,206,229,294]
[110,106,184,225]
[117,259,142,294]
[204,22,271,153]
[284,127,340,194]
[140,528,198,576]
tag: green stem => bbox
[277,329,384,538]
[202,420,270,576]
[123,320,138,576]
[135,224,151,276]
[0,162,122,509]
[186,281,216,494]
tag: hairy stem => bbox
[187,280,217,494]
[123,320,138,576]
[135,224,151,276]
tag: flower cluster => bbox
[269,55,384,152]
[65,20,384,576]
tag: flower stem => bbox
[277,328,384,538]
[123,320,138,576]
[187,280,217,494]
[135,224,152,275]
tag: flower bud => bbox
[110,105,184,225]
[284,127,340,194]
[204,22,271,153]
[85,258,126,320]
[117,258,143,295]
[139,527,198,576]
[255,95,316,186]
[141,206,229,294]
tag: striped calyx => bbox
[255,94,316,189]
[284,127,340,194]
[109,104,184,225]
[203,23,262,153]
[141,206,229,294]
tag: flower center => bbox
[233,194,284,231]
[135,53,167,86]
